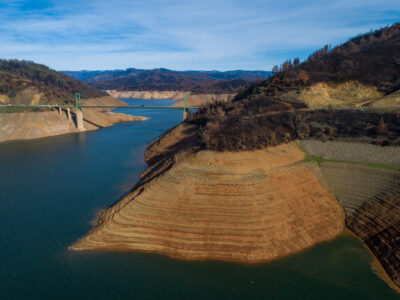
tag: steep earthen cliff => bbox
[72,126,345,262]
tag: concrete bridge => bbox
[0,93,197,130]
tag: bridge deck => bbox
[1,104,398,112]
[0,105,198,110]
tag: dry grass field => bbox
[299,140,400,166]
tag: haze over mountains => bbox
[63,69,272,94]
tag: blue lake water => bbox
[0,99,398,299]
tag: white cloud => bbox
[0,0,398,70]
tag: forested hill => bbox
[0,60,106,105]
[186,22,400,152]
[236,22,400,104]
[63,69,272,94]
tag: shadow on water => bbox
[0,99,399,299]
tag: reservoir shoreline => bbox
[0,97,148,143]
[0,99,397,298]
[72,108,400,292]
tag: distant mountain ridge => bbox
[0,59,106,105]
[63,68,272,94]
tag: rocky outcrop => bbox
[0,97,148,143]
[72,138,344,262]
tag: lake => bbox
[0,99,398,299]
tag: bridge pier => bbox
[67,107,72,121]
[58,106,62,115]
[75,109,85,130]
[183,92,188,121]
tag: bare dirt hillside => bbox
[72,133,344,262]
[320,162,400,288]
[0,97,147,142]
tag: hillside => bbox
[236,22,400,107]
[0,59,106,105]
[73,127,345,263]
[73,103,400,288]
[70,23,400,290]
[73,106,400,288]
[63,68,272,94]
[184,23,400,152]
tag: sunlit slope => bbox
[236,23,400,107]
[73,139,344,261]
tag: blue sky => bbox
[0,0,399,71]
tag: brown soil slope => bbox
[320,162,400,287]
[72,141,344,262]
[0,109,145,143]
[0,97,148,142]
